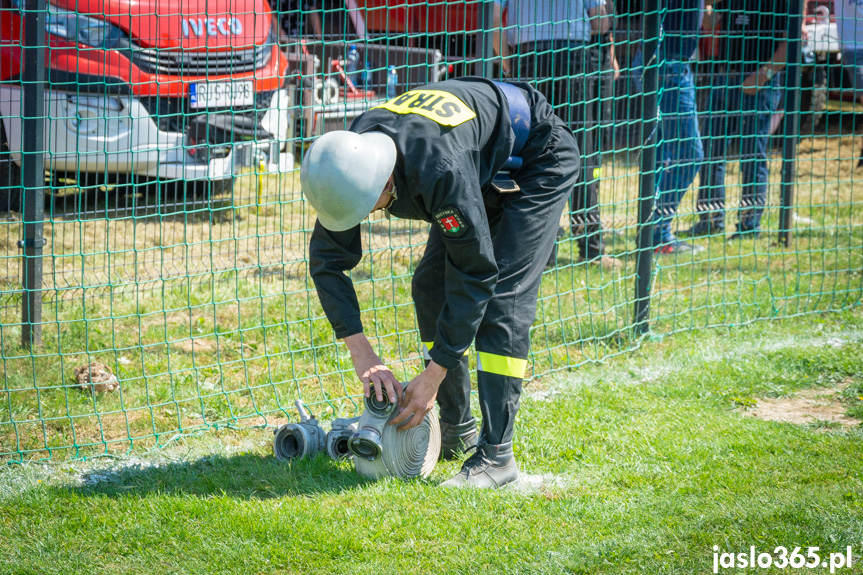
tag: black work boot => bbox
[439,418,478,460]
[440,442,519,489]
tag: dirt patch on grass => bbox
[745,382,860,429]
[171,338,217,354]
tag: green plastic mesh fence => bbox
[0,0,860,461]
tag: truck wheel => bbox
[0,120,22,214]
[800,64,828,134]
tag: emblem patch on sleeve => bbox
[434,207,469,238]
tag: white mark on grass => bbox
[628,364,675,385]
[810,336,851,348]
[505,473,573,493]
[537,330,863,393]
[525,389,561,402]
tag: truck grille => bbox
[138,90,275,143]
[131,42,273,76]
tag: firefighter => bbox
[302,77,580,488]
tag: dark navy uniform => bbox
[309,77,580,446]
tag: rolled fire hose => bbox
[348,386,440,479]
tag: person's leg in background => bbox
[492,0,511,76]
[569,44,621,269]
[569,44,600,260]
[599,35,617,161]
[411,230,476,459]
[731,74,782,237]
[840,50,863,167]
[684,72,736,237]
[513,41,568,126]
[652,60,705,253]
[514,41,617,270]
[516,41,606,270]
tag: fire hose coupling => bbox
[347,392,397,461]
[326,417,360,461]
[272,401,360,462]
[272,400,326,461]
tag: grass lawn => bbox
[1,310,862,574]
[0,122,861,573]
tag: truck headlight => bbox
[47,7,126,49]
[12,0,129,49]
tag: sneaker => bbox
[654,240,705,255]
[679,220,724,238]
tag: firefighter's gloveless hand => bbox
[390,361,447,431]
[344,333,402,404]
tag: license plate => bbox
[190,81,255,109]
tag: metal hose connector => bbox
[348,426,384,461]
[347,393,396,461]
[326,417,360,460]
[273,400,326,461]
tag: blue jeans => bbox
[651,60,704,245]
[840,50,863,94]
[698,72,782,232]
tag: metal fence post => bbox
[780,0,803,247]
[633,0,661,335]
[19,0,47,348]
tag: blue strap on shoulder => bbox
[492,81,531,171]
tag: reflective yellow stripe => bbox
[476,352,527,378]
[422,341,470,359]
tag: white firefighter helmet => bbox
[300,130,397,232]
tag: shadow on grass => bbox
[55,452,371,500]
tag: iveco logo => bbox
[182,17,243,37]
